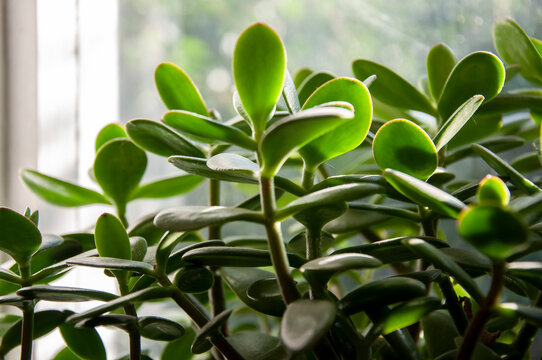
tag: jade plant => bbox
[1,17,542,360]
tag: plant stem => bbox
[259,176,300,304]
[437,275,468,334]
[301,166,315,191]
[115,203,128,228]
[509,291,542,359]
[20,301,34,360]
[118,281,141,360]
[306,226,322,261]
[457,261,505,360]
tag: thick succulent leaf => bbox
[0,207,42,265]
[131,175,203,199]
[445,136,524,165]
[338,277,427,315]
[478,92,542,115]
[403,238,485,304]
[17,285,117,302]
[67,257,154,276]
[191,309,232,354]
[93,139,147,207]
[471,144,542,195]
[53,347,79,360]
[95,123,127,152]
[155,232,195,274]
[206,153,259,174]
[275,183,382,221]
[422,310,460,359]
[498,303,542,327]
[20,169,109,207]
[169,156,257,184]
[381,297,442,334]
[300,253,381,283]
[154,206,264,232]
[297,72,335,106]
[127,213,166,247]
[0,310,67,357]
[348,203,421,222]
[162,110,256,150]
[477,175,510,206]
[155,62,208,115]
[29,235,83,275]
[426,43,457,101]
[493,18,542,86]
[260,106,353,177]
[439,248,492,273]
[373,119,438,180]
[281,300,336,353]
[511,152,541,174]
[161,327,196,360]
[125,119,204,158]
[174,265,214,293]
[229,331,288,360]
[438,51,505,120]
[75,314,136,331]
[182,246,305,268]
[293,203,347,230]
[446,114,502,150]
[139,316,185,341]
[293,67,314,88]
[299,78,372,168]
[221,267,285,316]
[433,95,484,151]
[352,59,437,116]
[233,23,286,134]
[95,213,131,261]
[383,169,466,218]
[283,70,301,114]
[0,268,19,285]
[60,313,106,360]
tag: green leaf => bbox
[294,203,347,231]
[155,232,196,274]
[478,92,542,115]
[446,114,502,150]
[20,169,110,207]
[129,236,147,262]
[438,51,505,120]
[174,265,214,293]
[511,152,541,174]
[422,310,460,359]
[169,156,257,184]
[348,203,421,222]
[233,23,286,134]
[472,144,541,194]
[338,277,427,315]
[477,175,510,206]
[95,213,131,261]
[283,70,301,114]
[381,297,442,334]
[17,285,117,302]
[229,331,287,360]
[127,213,166,247]
[260,106,353,177]
[93,139,147,208]
[426,43,457,101]
[53,347,79,360]
[67,257,154,276]
[433,95,484,151]
[281,300,336,353]
[0,207,42,265]
[352,59,437,116]
[403,238,485,304]
[182,246,305,268]
[299,77,373,169]
[458,205,527,259]
[155,206,264,232]
[293,67,314,88]
[221,267,285,316]
[0,268,20,284]
[276,183,382,221]
[373,119,438,180]
[497,303,542,327]
[493,18,542,86]
[162,110,256,150]
[131,175,203,200]
[207,153,259,174]
[0,310,67,356]
[154,62,208,115]
[383,169,466,218]
[300,253,382,283]
[161,327,196,360]
[125,119,204,158]
[445,136,524,165]
[95,123,127,153]
[60,312,106,360]
[297,72,335,106]
[139,316,185,341]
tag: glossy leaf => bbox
[300,253,382,283]
[403,238,485,304]
[383,169,466,218]
[347,203,421,222]
[155,62,208,115]
[260,106,353,177]
[281,299,336,353]
[162,110,256,149]
[131,175,203,199]
[125,119,204,158]
[67,257,154,276]
[95,213,131,261]
[478,92,542,115]
[161,327,196,360]
[93,139,147,207]
[127,213,166,246]
[229,331,288,360]
[17,285,117,302]
[20,169,110,207]
[174,265,214,293]
[0,207,42,265]
[299,78,372,168]
[422,310,460,359]
[477,175,510,206]
[445,135,524,165]
[297,71,335,106]
[293,67,314,88]
[294,203,347,231]
[206,153,259,174]
[60,312,106,360]
[427,43,457,101]
[472,144,541,195]
[493,18,542,86]
[458,205,527,259]
[283,70,301,114]
[169,156,257,184]
[438,51,505,119]
[352,59,437,116]
[129,236,147,262]
[192,309,232,354]
[95,123,127,152]
[433,95,484,151]
[382,297,442,334]
[373,119,438,180]
[182,246,305,268]
[233,23,286,134]
[338,277,427,315]
[155,232,200,274]
[139,316,185,341]
[155,206,264,232]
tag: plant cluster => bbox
[1,17,542,360]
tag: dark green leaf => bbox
[95,123,127,152]
[233,23,286,134]
[174,265,214,293]
[439,248,492,273]
[294,203,347,230]
[446,114,502,150]
[155,62,208,115]
[477,175,510,206]
[382,297,442,334]
[53,347,79,360]
[125,119,204,158]
[0,268,19,285]
[161,327,196,360]
[95,213,131,261]
[129,236,147,262]
[283,70,301,114]
[229,331,287,360]
[293,67,314,88]
[191,309,232,354]
[60,312,106,360]
[67,257,154,276]
[207,153,259,174]
[445,136,524,165]
[20,169,110,207]
[182,246,305,268]
[422,310,459,359]
[352,59,436,116]
[426,43,457,101]
[348,203,421,222]
[478,92,542,115]
[127,213,166,246]
[0,207,42,265]
[155,232,201,274]
[139,316,185,341]
[511,152,541,174]
[497,303,542,327]
[131,175,203,200]
[169,156,257,184]
[17,285,117,302]
[300,253,382,283]
[297,71,334,106]
[281,299,336,353]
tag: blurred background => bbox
[2,0,542,358]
